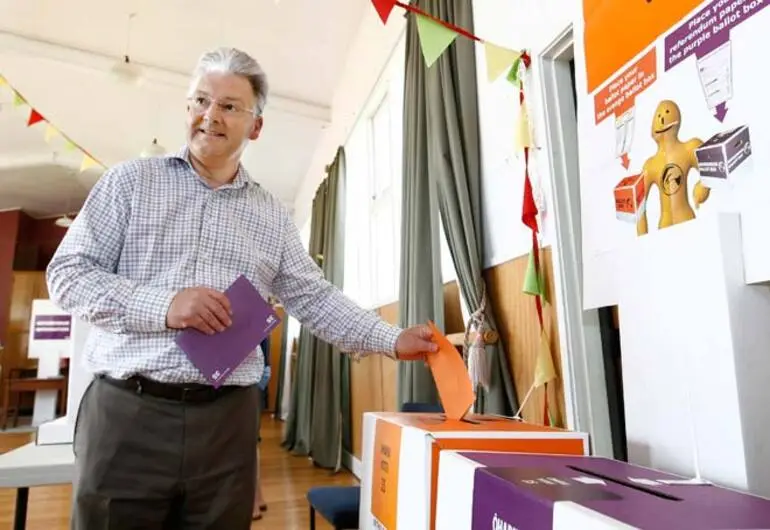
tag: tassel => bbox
[467,330,490,390]
[464,284,491,391]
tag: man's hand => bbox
[395,324,439,361]
[166,287,233,335]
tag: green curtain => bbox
[282,147,349,471]
[397,5,445,409]
[403,0,519,415]
[282,182,326,455]
[273,315,289,419]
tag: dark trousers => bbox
[71,377,259,530]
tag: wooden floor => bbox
[0,413,358,529]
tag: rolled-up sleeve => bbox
[46,165,175,334]
[271,209,402,357]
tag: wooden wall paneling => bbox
[377,302,399,414]
[443,281,464,334]
[266,306,285,412]
[350,354,383,459]
[3,271,48,415]
[483,248,566,426]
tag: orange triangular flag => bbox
[27,109,44,126]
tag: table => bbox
[0,442,75,530]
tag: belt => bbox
[97,374,242,403]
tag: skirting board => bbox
[343,450,363,480]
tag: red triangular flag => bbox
[521,153,538,233]
[27,109,44,126]
[371,0,397,24]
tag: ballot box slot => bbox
[567,465,683,501]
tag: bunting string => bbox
[0,74,106,173]
[372,0,523,75]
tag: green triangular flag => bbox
[415,13,458,68]
[522,248,546,300]
[506,57,522,86]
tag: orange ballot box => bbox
[358,411,590,530]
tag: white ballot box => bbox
[36,308,92,446]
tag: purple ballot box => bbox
[175,275,280,387]
[435,451,770,530]
[695,125,752,185]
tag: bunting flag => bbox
[0,72,106,173]
[485,42,522,82]
[27,109,45,126]
[415,14,459,68]
[370,0,520,75]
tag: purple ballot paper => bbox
[175,275,281,388]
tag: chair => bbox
[305,402,444,529]
[307,485,360,530]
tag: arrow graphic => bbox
[714,102,728,122]
[620,153,631,169]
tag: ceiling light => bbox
[111,55,143,85]
[140,138,166,158]
[54,215,74,228]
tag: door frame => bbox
[537,26,614,457]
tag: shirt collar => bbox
[167,145,254,190]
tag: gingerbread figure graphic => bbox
[637,100,710,236]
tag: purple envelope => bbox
[175,275,281,388]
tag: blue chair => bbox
[307,485,360,530]
[306,402,443,529]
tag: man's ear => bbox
[249,116,264,141]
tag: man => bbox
[47,47,437,530]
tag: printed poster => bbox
[575,0,770,308]
[370,418,402,530]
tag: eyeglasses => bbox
[188,94,259,117]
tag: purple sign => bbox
[466,453,770,529]
[175,275,281,388]
[664,0,768,71]
[33,314,72,340]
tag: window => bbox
[343,35,405,310]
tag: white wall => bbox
[292,10,406,228]
[473,0,580,268]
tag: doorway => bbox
[539,28,627,460]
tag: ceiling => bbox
[0,0,369,219]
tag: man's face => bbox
[186,72,263,164]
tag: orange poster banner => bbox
[582,0,701,93]
[594,47,658,124]
[371,419,403,530]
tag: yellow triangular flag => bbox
[44,124,58,143]
[514,99,532,150]
[0,76,7,87]
[484,42,521,82]
[415,14,458,68]
[63,138,78,152]
[533,328,557,388]
[80,153,99,172]
[12,91,25,107]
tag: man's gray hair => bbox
[190,47,269,114]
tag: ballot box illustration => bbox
[435,451,770,529]
[613,174,646,223]
[695,125,752,187]
[359,411,589,530]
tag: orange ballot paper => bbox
[426,321,475,420]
